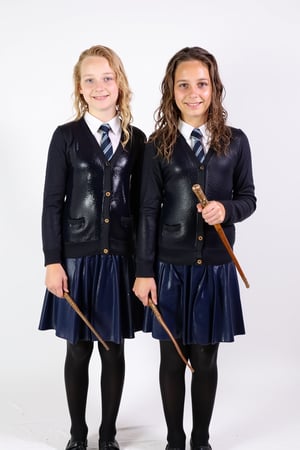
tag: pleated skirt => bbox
[38,254,144,344]
[143,261,245,345]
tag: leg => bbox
[190,343,219,447]
[98,341,125,443]
[159,340,188,449]
[64,340,94,441]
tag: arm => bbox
[135,142,163,277]
[42,127,68,266]
[221,129,256,224]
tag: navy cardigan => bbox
[135,127,256,277]
[42,118,145,266]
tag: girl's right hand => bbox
[133,277,157,306]
[45,263,69,298]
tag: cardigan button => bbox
[197,235,203,241]
[104,218,110,223]
[103,248,109,254]
[105,191,111,197]
[200,164,204,170]
[196,259,202,265]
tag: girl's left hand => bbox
[196,201,225,225]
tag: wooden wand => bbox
[192,184,250,289]
[148,298,195,373]
[63,292,109,351]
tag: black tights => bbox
[64,340,125,442]
[159,340,219,448]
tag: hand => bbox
[133,277,157,306]
[196,200,225,226]
[45,263,69,298]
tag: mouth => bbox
[185,101,202,108]
[93,94,109,101]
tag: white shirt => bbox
[84,111,122,153]
[178,119,210,154]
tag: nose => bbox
[189,85,200,96]
[94,80,105,91]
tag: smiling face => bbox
[79,55,119,121]
[174,59,212,127]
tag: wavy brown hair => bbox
[150,46,232,159]
[73,45,133,146]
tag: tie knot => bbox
[191,128,203,141]
[99,123,111,134]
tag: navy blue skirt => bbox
[39,255,144,344]
[143,261,245,345]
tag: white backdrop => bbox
[0,0,299,449]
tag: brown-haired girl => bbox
[39,45,145,450]
[133,46,256,450]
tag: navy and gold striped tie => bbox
[191,128,205,162]
[99,123,113,160]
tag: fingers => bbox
[45,263,68,298]
[196,203,203,213]
[62,277,69,295]
[201,201,225,225]
[150,287,157,305]
[133,277,158,306]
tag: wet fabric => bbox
[143,261,245,345]
[39,255,143,344]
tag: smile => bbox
[93,95,109,100]
[185,101,202,107]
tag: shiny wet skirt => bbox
[143,261,245,345]
[39,254,144,344]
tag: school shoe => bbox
[65,438,87,450]
[190,440,212,450]
[98,439,120,450]
[165,445,185,450]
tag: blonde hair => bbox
[73,45,133,146]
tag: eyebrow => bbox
[82,72,115,77]
[175,78,209,82]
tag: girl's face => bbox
[174,60,212,127]
[79,56,119,121]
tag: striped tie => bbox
[191,128,205,162]
[99,123,113,160]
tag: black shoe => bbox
[99,440,120,450]
[190,440,212,450]
[65,438,87,450]
[165,445,185,450]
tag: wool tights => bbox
[64,340,125,442]
[159,340,219,448]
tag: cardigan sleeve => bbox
[42,126,68,266]
[135,142,162,277]
[221,129,256,224]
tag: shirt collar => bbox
[178,119,210,150]
[84,111,121,136]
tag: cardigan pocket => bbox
[161,223,182,241]
[65,217,86,242]
[120,216,133,229]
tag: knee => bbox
[66,341,93,363]
[190,344,219,373]
[99,342,125,365]
[159,341,187,375]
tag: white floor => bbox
[1,332,299,450]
